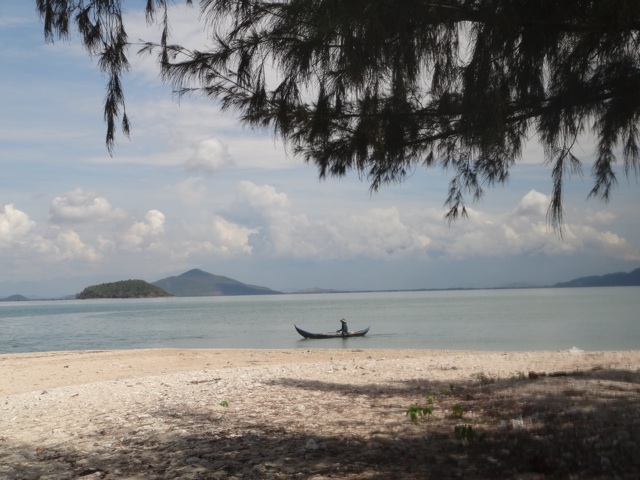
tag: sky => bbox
[1,2,639,298]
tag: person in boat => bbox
[337,318,348,335]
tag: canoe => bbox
[295,325,370,339]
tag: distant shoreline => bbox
[4,282,640,302]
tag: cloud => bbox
[0,204,100,266]
[4,198,173,273]
[286,207,431,260]
[185,138,233,173]
[49,188,126,223]
[0,204,35,247]
[428,189,640,261]
[81,97,292,171]
[174,176,207,207]
[123,210,165,248]
[54,229,102,261]
[7,181,640,282]
[178,215,258,260]
[210,216,255,251]
[513,189,549,217]
[235,181,291,211]
[221,182,640,264]
[229,182,430,260]
[0,203,35,246]
[584,209,617,225]
[553,225,640,261]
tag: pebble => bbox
[2,355,639,479]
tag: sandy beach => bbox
[1,348,639,479]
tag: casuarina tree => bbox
[36,0,640,227]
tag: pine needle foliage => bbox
[36,0,640,227]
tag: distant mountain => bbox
[0,294,30,302]
[152,269,281,297]
[76,280,172,299]
[553,267,640,288]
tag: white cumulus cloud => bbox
[0,204,35,247]
[210,216,256,253]
[123,210,165,247]
[229,182,431,260]
[49,188,125,223]
[179,215,257,260]
[54,229,102,262]
[235,181,291,211]
[185,138,233,173]
[429,189,640,261]
[513,189,549,217]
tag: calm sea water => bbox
[0,288,638,354]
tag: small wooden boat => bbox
[295,325,370,339]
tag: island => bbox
[0,294,29,302]
[76,280,172,299]
[152,268,281,296]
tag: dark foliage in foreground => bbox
[36,0,640,227]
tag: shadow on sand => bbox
[2,368,639,479]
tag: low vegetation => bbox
[406,371,523,449]
[76,280,172,299]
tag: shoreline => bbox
[2,347,638,396]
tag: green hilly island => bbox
[73,270,279,299]
[76,280,172,299]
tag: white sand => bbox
[1,348,639,479]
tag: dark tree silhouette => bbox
[36,0,640,226]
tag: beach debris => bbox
[510,416,525,429]
[4,351,639,479]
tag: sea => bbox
[0,287,638,354]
